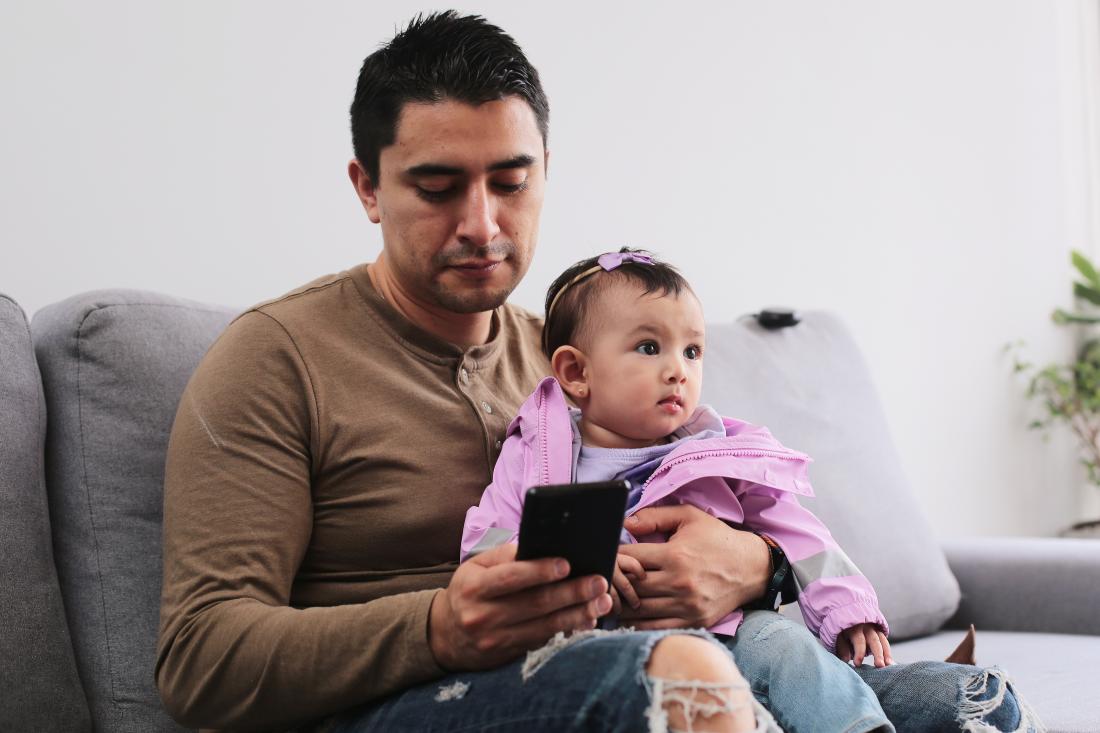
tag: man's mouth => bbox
[447,260,504,279]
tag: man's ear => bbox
[348,158,381,224]
[551,345,588,401]
[543,148,551,178]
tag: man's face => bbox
[356,97,547,314]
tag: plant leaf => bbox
[1074,282,1100,306]
[1073,250,1100,287]
[1053,308,1100,325]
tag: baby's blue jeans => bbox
[321,612,1042,732]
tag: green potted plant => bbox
[1012,250,1100,537]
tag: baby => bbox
[462,248,891,670]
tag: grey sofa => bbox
[2,288,1098,733]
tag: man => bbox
[156,11,1036,733]
[156,12,762,733]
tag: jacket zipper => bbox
[639,447,804,492]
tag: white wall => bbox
[4,0,1098,537]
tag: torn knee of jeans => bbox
[958,667,1045,733]
[645,676,773,733]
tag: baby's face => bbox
[580,283,705,448]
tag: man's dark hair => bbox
[542,248,692,359]
[350,11,550,183]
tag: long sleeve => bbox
[155,312,444,731]
[460,431,528,561]
[736,480,888,651]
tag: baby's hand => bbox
[611,553,646,614]
[836,623,893,668]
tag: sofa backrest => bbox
[702,311,960,641]
[32,290,236,733]
[0,294,92,732]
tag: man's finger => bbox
[617,594,688,620]
[478,595,611,664]
[624,505,696,536]
[616,543,672,571]
[477,556,570,600]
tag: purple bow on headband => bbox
[597,251,654,271]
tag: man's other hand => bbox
[428,543,613,671]
[617,505,770,629]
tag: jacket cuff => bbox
[817,599,890,652]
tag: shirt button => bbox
[495,439,503,449]
[460,368,470,385]
[481,401,493,414]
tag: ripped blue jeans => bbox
[317,615,1042,732]
[724,610,1044,733]
[317,628,773,733]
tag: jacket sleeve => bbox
[735,480,889,651]
[156,312,444,731]
[460,430,528,561]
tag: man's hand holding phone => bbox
[428,543,612,672]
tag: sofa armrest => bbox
[941,537,1100,636]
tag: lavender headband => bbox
[544,251,655,338]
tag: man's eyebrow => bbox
[405,163,463,177]
[487,154,537,172]
[404,155,537,178]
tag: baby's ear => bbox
[551,346,589,400]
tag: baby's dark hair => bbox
[542,247,691,359]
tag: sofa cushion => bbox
[891,629,1099,733]
[702,311,960,640]
[0,294,91,732]
[33,290,236,733]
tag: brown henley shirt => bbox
[155,263,549,731]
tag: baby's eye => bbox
[635,341,659,356]
[684,345,702,360]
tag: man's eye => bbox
[685,345,702,360]
[416,186,454,203]
[635,341,659,356]
[494,179,529,195]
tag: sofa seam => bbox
[74,305,123,716]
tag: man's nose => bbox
[456,183,501,247]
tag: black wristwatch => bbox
[746,533,794,611]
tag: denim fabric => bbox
[723,610,893,733]
[856,660,1041,733]
[318,629,750,733]
[724,611,1042,733]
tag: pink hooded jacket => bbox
[462,377,888,648]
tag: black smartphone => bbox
[515,480,629,585]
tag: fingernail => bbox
[625,516,638,525]
[555,560,569,577]
[588,577,605,594]
[596,594,613,614]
